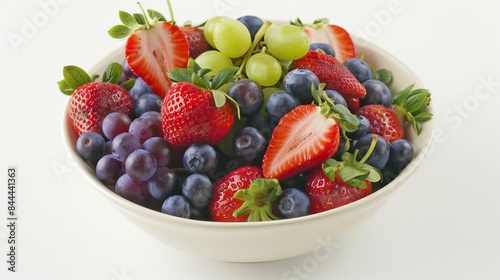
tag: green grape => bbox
[245,53,282,87]
[195,50,233,76]
[265,24,310,61]
[212,17,252,58]
[204,16,224,48]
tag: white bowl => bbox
[62,34,434,262]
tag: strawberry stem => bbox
[357,135,377,166]
[232,178,282,222]
[165,0,175,24]
[137,2,151,29]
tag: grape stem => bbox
[235,21,273,79]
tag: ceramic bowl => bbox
[62,33,434,262]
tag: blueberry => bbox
[346,115,371,140]
[76,131,106,162]
[129,77,154,100]
[343,58,373,83]
[266,90,299,127]
[183,144,217,174]
[233,127,267,163]
[354,133,390,170]
[182,173,214,210]
[227,79,264,117]
[333,137,349,160]
[277,188,310,218]
[283,68,320,100]
[161,195,191,218]
[245,114,273,143]
[309,42,335,57]
[381,139,414,182]
[237,15,264,40]
[134,93,162,117]
[324,89,348,108]
[361,79,391,108]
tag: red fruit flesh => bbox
[161,82,235,148]
[125,21,189,98]
[306,166,372,214]
[357,104,404,143]
[293,51,366,99]
[303,24,355,63]
[210,166,263,222]
[262,104,340,181]
[69,82,134,136]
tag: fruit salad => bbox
[59,2,432,222]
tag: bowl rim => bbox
[62,33,435,229]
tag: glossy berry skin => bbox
[95,154,125,187]
[237,15,264,40]
[111,132,141,162]
[226,79,264,117]
[324,89,348,108]
[343,58,373,83]
[102,112,132,141]
[182,173,214,210]
[277,188,310,218]
[128,77,155,100]
[382,139,414,182]
[346,114,371,140]
[134,93,162,118]
[353,133,390,170]
[245,114,273,143]
[161,82,235,148]
[76,131,105,162]
[115,173,150,205]
[143,137,172,168]
[357,104,404,143]
[293,50,366,99]
[183,144,218,174]
[161,195,191,218]
[233,126,267,163]
[124,149,157,182]
[68,82,134,136]
[179,26,211,59]
[128,117,160,144]
[306,165,372,213]
[361,79,391,108]
[266,91,299,127]
[147,167,178,201]
[283,68,320,100]
[309,42,335,56]
[210,166,263,222]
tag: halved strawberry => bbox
[293,18,355,63]
[262,86,359,181]
[293,50,366,99]
[209,166,282,222]
[109,6,189,98]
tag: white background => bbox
[1,0,500,279]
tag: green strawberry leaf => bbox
[147,9,167,21]
[392,84,432,135]
[233,178,282,222]
[102,62,123,84]
[133,13,145,25]
[373,68,393,86]
[167,68,194,83]
[330,103,360,133]
[62,65,92,91]
[108,24,133,39]
[211,67,238,90]
[119,11,138,28]
[120,78,136,91]
[57,80,74,95]
[212,89,227,107]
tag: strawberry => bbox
[108,5,189,98]
[162,59,239,149]
[306,136,382,213]
[292,18,355,63]
[58,64,134,136]
[179,25,211,59]
[293,50,366,99]
[262,85,360,181]
[357,104,404,143]
[209,166,282,222]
